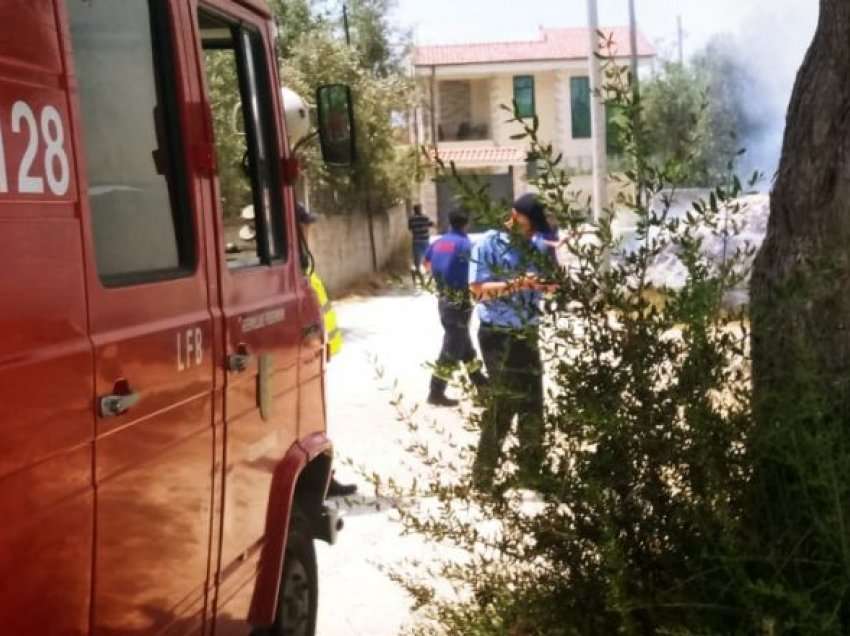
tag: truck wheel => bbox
[274,507,318,636]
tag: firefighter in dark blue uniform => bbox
[424,209,488,406]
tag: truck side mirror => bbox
[316,84,356,166]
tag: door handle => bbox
[302,323,323,340]
[227,352,253,373]
[228,344,253,373]
[99,391,141,418]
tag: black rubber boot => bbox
[427,393,459,407]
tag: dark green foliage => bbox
[344,0,410,77]
[641,61,709,183]
[273,0,418,214]
[269,0,327,59]
[203,49,249,220]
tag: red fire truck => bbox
[0,1,355,634]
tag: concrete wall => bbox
[533,72,557,148]
[309,204,411,297]
[489,75,522,146]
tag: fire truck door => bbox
[193,4,301,629]
[67,2,215,634]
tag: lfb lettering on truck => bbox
[0,2,356,636]
[177,327,204,371]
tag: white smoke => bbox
[729,4,819,186]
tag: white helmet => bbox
[239,205,256,241]
[282,87,310,144]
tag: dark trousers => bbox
[473,324,544,487]
[429,297,487,397]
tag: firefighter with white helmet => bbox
[282,86,311,145]
[228,88,310,255]
[284,87,356,498]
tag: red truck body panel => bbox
[0,3,93,635]
[0,1,331,634]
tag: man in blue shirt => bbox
[469,193,557,490]
[424,209,488,406]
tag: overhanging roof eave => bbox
[413,53,656,69]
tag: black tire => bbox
[273,507,318,636]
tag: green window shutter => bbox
[513,75,535,119]
[606,103,624,155]
[570,76,591,139]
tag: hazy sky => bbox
[392,0,818,62]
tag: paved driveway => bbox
[315,288,470,636]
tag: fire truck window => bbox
[197,11,285,269]
[68,1,194,286]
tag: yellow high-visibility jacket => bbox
[310,272,342,358]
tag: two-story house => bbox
[413,26,655,229]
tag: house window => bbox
[570,76,591,139]
[513,75,535,119]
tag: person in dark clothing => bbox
[468,193,557,490]
[408,203,434,284]
[424,209,488,407]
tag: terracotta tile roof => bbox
[414,26,655,67]
[430,146,528,165]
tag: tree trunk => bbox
[752,0,850,402]
[749,2,850,626]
